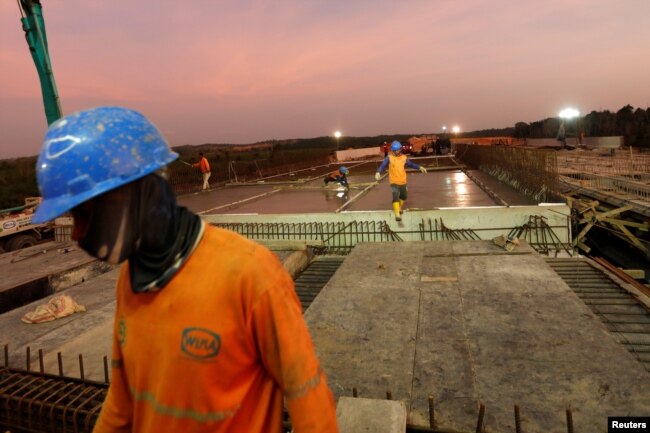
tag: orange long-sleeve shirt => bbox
[93,224,338,433]
[193,156,210,174]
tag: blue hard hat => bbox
[33,106,178,223]
[391,141,402,152]
[340,166,348,174]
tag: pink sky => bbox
[1,0,649,158]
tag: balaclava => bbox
[71,173,202,292]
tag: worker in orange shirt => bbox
[31,107,339,433]
[375,140,427,222]
[193,152,211,190]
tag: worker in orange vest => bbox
[375,141,427,222]
[193,152,211,190]
[31,107,339,433]
[324,166,349,189]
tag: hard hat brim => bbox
[32,153,177,223]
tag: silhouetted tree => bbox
[514,122,529,138]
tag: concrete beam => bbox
[336,397,406,433]
[203,204,572,244]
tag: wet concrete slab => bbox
[305,241,650,432]
[221,189,347,214]
[467,170,538,206]
[348,170,499,211]
[177,168,537,216]
[178,184,277,214]
[260,161,382,183]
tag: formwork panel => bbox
[305,241,650,432]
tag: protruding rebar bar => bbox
[514,405,521,433]
[26,346,31,370]
[428,395,435,428]
[104,355,110,384]
[4,344,8,367]
[38,349,44,373]
[566,407,574,433]
[386,390,392,400]
[57,352,63,376]
[476,403,485,433]
[78,354,85,381]
[352,387,358,398]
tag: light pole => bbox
[558,108,580,148]
[334,130,342,151]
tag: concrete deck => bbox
[0,240,112,314]
[178,160,536,216]
[0,244,312,381]
[304,241,650,432]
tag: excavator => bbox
[0,1,62,252]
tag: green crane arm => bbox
[18,0,62,125]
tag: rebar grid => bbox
[214,218,570,257]
[0,367,107,433]
[509,215,574,257]
[419,218,481,241]
[214,220,403,254]
[455,144,558,202]
[557,152,650,201]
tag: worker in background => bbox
[556,122,567,149]
[193,152,211,190]
[375,140,427,222]
[324,166,349,189]
[31,107,338,433]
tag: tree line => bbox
[2,105,648,209]
[512,105,650,147]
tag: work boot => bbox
[392,202,402,221]
[399,199,405,215]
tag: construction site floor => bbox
[304,241,650,433]
[0,246,309,381]
[177,162,536,215]
[3,156,647,432]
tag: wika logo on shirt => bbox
[181,327,221,360]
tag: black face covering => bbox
[73,174,202,292]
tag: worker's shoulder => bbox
[202,224,282,266]
[199,226,291,294]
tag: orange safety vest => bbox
[388,154,408,185]
[92,225,338,433]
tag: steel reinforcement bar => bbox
[455,144,559,202]
[1,364,581,433]
[0,366,107,433]
[214,220,404,254]
[215,217,570,256]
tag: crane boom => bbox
[18,0,62,125]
